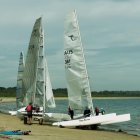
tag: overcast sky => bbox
[0,0,140,91]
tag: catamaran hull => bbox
[15,107,42,119]
[9,111,17,116]
[101,114,130,125]
[9,107,71,122]
[53,113,117,127]
[43,113,70,122]
[16,112,70,122]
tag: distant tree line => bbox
[0,87,16,97]
[91,90,140,97]
[53,89,140,97]
[0,87,140,97]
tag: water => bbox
[93,99,140,136]
[0,98,139,136]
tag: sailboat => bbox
[10,17,70,122]
[16,52,25,109]
[9,52,25,116]
[64,10,94,116]
[53,10,130,127]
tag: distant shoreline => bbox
[55,97,140,100]
[0,97,140,103]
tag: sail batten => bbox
[64,10,94,114]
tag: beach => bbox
[0,113,139,140]
[0,97,139,140]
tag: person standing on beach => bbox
[95,106,100,116]
[84,107,91,117]
[25,102,33,125]
[68,106,74,119]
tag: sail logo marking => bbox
[68,35,77,41]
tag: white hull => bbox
[53,113,116,127]
[9,111,17,116]
[9,109,130,125]
[43,113,70,122]
[101,114,131,125]
[9,107,70,122]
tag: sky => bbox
[0,0,140,91]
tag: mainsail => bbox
[16,52,24,109]
[13,17,71,122]
[22,17,55,109]
[22,17,45,106]
[64,10,94,114]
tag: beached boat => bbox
[9,17,70,122]
[53,10,130,127]
[64,10,94,116]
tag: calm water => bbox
[0,99,139,136]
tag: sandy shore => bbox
[0,97,16,103]
[0,113,139,140]
[0,97,139,140]
[0,97,140,103]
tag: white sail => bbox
[16,52,25,109]
[23,17,45,107]
[52,11,131,126]
[44,57,56,108]
[64,10,94,114]
[11,17,71,122]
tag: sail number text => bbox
[64,49,73,68]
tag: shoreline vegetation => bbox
[0,113,139,140]
[0,87,140,98]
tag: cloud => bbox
[0,56,6,60]
[0,0,140,90]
